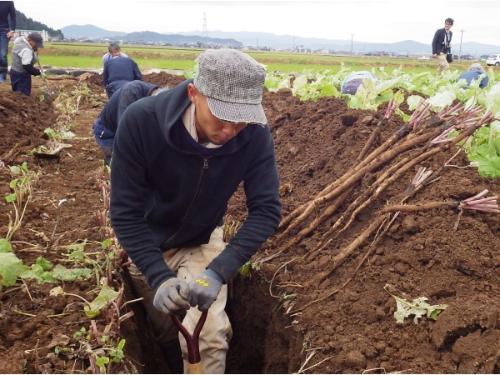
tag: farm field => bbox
[39,42,500,75]
[0,63,499,374]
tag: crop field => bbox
[0,54,499,374]
[40,42,500,75]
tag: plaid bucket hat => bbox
[194,49,267,125]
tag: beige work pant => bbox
[437,53,449,74]
[128,227,232,374]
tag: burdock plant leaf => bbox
[84,285,120,318]
[0,252,28,288]
[51,264,92,281]
[392,295,447,324]
[0,238,13,253]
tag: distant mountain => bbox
[16,10,64,39]
[187,31,500,56]
[61,25,242,48]
[61,24,125,39]
[122,31,242,48]
[60,25,500,56]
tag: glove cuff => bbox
[204,268,224,284]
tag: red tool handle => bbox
[171,310,208,364]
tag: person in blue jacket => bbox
[0,1,16,83]
[458,63,489,88]
[102,53,142,98]
[110,49,280,373]
[341,71,377,95]
[92,80,167,164]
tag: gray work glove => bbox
[153,277,190,315]
[188,269,224,311]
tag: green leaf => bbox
[9,178,18,189]
[392,295,447,324]
[101,238,113,250]
[110,339,126,363]
[84,285,120,318]
[9,165,21,175]
[20,264,57,284]
[407,95,425,111]
[96,356,110,368]
[36,256,54,271]
[0,239,13,253]
[51,264,92,281]
[0,252,27,288]
[5,193,17,203]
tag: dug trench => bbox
[1,73,499,373]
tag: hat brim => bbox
[207,97,267,125]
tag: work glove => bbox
[188,269,224,311]
[153,277,190,315]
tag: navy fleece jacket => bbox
[100,80,158,135]
[0,2,15,31]
[103,56,142,86]
[110,80,281,289]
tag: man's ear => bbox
[187,83,198,103]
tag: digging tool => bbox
[35,53,57,101]
[171,310,208,374]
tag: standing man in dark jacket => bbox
[110,49,280,373]
[92,80,166,164]
[432,17,454,74]
[10,32,43,95]
[102,53,142,98]
[0,1,16,83]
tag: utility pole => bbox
[458,29,464,61]
[350,33,354,55]
[202,12,208,36]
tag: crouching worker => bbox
[110,49,281,373]
[92,80,166,164]
[341,71,377,95]
[10,32,43,96]
[458,63,489,89]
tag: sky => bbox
[12,0,500,45]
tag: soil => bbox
[0,73,498,373]
[228,88,500,373]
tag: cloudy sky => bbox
[13,0,500,45]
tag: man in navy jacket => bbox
[0,1,15,83]
[92,80,163,164]
[110,49,280,373]
[103,54,142,98]
[432,17,454,73]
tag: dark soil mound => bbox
[142,72,186,88]
[0,92,56,162]
[228,89,500,373]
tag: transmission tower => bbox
[202,12,208,35]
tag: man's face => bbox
[187,84,247,145]
[444,22,453,31]
[27,38,38,51]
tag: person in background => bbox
[10,32,43,96]
[110,49,280,373]
[102,50,142,98]
[432,17,454,74]
[102,42,128,64]
[341,71,377,95]
[458,63,489,88]
[0,1,16,83]
[92,80,167,164]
